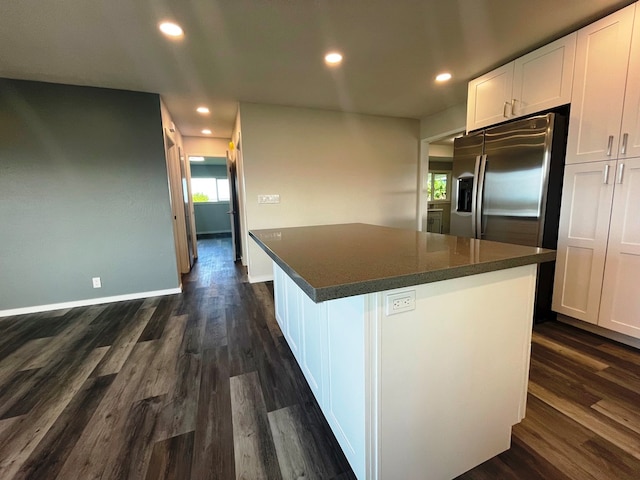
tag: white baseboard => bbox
[248,273,274,284]
[0,287,183,318]
[557,314,640,349]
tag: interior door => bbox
[179,147,195,267]
[226,152,242,262]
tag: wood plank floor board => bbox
[145,431,195,480]
[0,368,42,419]
[13,373,116,480]
[0,346,108,479]
[191,345,235,480]
[93,305,157,377]
[134,314,188,402]
[528,381,640,462]
[240,283,300,413]
[592,397,640,435]
[531,342,640,407]
[491,435,573,480]
[1,237,639,480]
[54,341,160,480]
[101,394,166,480]
[269,404,344,480]
[138,295,180,343]
[225,300,258,378]
[529,356,603,409]
[230,371,282,480]
[201,297,227,350]
[537,322,640,372]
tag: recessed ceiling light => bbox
[324,52,343,65]
[201,129,212,135]
[189,156,205,162]
[196,106,210,114]
[159,21,184,38]
[435,72,452,82]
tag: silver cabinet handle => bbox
[617,163,625,184]
[503,102,510,118]
[607,135,614,156]
[621,133,629,155]
[603,164,610,184]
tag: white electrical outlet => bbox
[92,277,102,288]
[385,290,416,315]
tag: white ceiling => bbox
[0,0,633,139]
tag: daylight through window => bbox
[426,172,450,202]
[191,177,230,202]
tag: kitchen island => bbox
[250,223,555,480]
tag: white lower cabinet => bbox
[552,161,616,323]
[273,262,537,480]
[553,157,640,339]
[598,157,640,337]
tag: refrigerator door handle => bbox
[471,155,482,238]
[476,154,488,239]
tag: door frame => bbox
[418,127,465,232]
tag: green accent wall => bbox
[0,79,179,311]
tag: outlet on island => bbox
[92,277,102,288]
[385,290,416,315]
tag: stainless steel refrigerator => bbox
[450,112,567,321]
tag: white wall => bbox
[239,103,420,281]
[419,103,466,139]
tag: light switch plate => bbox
[258,194,280,204]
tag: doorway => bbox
[164,129,192,275]
[418,129,465,233]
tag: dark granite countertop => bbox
[250,223,556,302]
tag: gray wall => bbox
[190,164,231,234]
[190,163,227,178]
[0,79,179,311]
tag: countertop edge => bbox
[249,230,555,303]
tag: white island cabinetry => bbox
[273,262,537,480]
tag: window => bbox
[426,171,451,202]
[191,177,230,203]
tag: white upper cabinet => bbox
[467,33,576,132]
[566,4,637,164]
[467,64,514,131]
[620,5,640,160]
[511,33,576,118]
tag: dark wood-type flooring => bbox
[0,237,639,479]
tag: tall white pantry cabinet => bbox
[553,3,640,339]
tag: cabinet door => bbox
[552,161,616,323]
[512,33,576,118]
[285,276,302,361]
[300,293,324,404]
[619,8,640,160]
[598,158,640,338]
[566,4,635,164]
[274,263,286,330]
[467,63,514,131]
